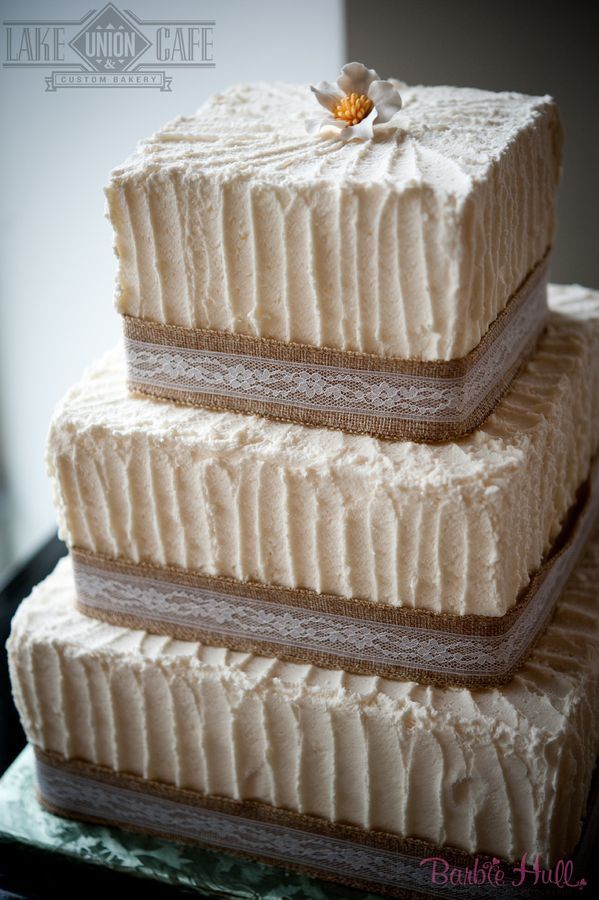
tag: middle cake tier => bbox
[46,283,599,686]
[49,283,599,619]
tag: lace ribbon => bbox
[123,255,549,442]
[72,457,599,689]
[35,749,546,899]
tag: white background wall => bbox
[0,0,345,576]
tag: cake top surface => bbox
[109,80,556,193]
[49,285,599,494]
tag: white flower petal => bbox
[310,81,345,113]
[341,106,376,141]
[305,116,327,135]
[368,80,403,123]
[305,114,346,136]
[337,61,379,97]
[305,115,333,135]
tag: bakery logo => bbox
[419,854,588,891]
[1,3,214,91]
[69,5,150,73]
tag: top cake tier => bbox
[105,80,561,360]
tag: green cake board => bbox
[0,746,380,899]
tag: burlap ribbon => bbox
[72,456,599,690]
[34,748,574,898]
[123,253,550,443]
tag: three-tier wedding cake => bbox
[8,64,599,897]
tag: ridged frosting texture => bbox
[46,285,599,617]
[105,81,562,360]
[8,527,599,865]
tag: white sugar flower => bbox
[305,61,403,140]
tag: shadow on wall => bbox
[346,0,599,289]
[0,436,12,575]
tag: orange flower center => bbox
[333,92,373,126]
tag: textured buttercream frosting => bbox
[47,285,599,617]
[105,81,561,360]
[8,526,599,865]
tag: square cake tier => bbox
[47,285,599,616]
[8,527,599,866]
[105,81,561,360]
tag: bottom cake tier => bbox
[7,528,599,895]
